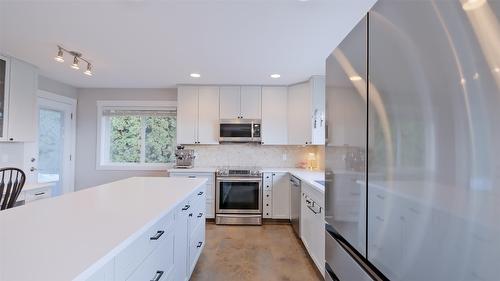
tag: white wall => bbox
[38,75,78,99]
[75,88,177,190]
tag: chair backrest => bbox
[0,167,26,210]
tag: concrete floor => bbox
[190,223,324,281]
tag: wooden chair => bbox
[0,167,26,210]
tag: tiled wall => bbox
[183,144,324,169]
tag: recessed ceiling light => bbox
[349,76,362,81]
[190,73,201,78]
[270,74,281,79]
[462,0,486,11]
[494,67,500,73]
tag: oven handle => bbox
[217,177,262,183]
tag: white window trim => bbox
[96,100,177,171]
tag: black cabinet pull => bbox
[150,230,165,240]
[35,192,45,196]
[151,270,164,281]
[189,213,193,217]
[198,191,204,195]
[197,213,203,218]
[197,241,203,248]
[188,176,196,178]
[182,204,190,211]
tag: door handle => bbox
[307,204,321,215]
[150,230,165,240]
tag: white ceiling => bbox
[0,0,375,88]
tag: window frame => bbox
[96,100,177,170]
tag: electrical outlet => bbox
[282,153,287,161]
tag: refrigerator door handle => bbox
[325,262,340,281]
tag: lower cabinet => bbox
[300,182,325,276]
[262,172,290,219]
[86,184,206,281]
[169,172,215,219]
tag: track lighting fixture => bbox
[54,45,94,76]
[84,63,93,76]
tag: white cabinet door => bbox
[287,82,311,145]
[197,86,219,144]
[240,86,261,119]
[271,172,290,219]
[177,86,198,144]
[311,76,325,145]
[174,200,190,281]
[8,58,37,142]
[262,87,287,145]
[219,86,241,119]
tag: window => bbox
[97,101,177,170]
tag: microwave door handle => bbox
[251,121,254,140]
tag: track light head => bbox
[54,47,64,63]
[71,56,80,70]
[84,63,93,76]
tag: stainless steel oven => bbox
[215,167,262,225]
[219,119,261,143]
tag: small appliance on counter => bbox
[174,146,195,168]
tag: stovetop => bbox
[216,166,262,177]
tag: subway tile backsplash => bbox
[183,144,324,169]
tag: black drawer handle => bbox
[198,191,204,196]
[197,241,203,248]
[35,192,46,196]
[182,204,190,211]
[197,213,203,218]
[150,230,165,240]
[151,270,164,281]
[188,176,196,178]
[189,213,193,217]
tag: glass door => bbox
[32,95,75,196]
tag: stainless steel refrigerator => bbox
[325,0,500,280]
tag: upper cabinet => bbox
[0,56,37,142]
[261,86,287,145]
[287,76,325,145]
[177,86,219,145]
[219,86,261,119]
[0,55,10,141]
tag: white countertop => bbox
[167,166,325,193]
[0,177,207,281]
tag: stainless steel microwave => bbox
[219,119,261,143]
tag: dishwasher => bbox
[290,175,301,237]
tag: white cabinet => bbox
[220,86,261,119]
[0,57,37,142]
[262,172,290,219]
[169,171,215,219]
[219,86,241,119]
[240,86,261,119]
[86,184,205,281]
[300,182,325,276]
[271,172,290,219]
[261,87,287,145]
[287,76,325,145]
[177,86,219,144]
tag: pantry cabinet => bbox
[0,56,38,142]
[287,76,325,145]
[220,86,261,119]
[261,86,287,145]
[177,86,219,144]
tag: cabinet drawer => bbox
[188,223,205,275]
[263,191,272,218]
[115,212,174,280]
[169,173,214,200]
[24,187,52,202]
[126,229,175,281]
[263,190,272,202]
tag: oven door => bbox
[216,177,262,214]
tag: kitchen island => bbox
[0,177,207,281]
